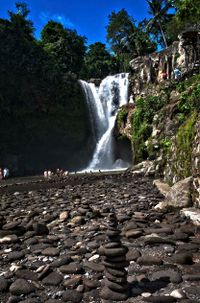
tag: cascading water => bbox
[79,80,106,141]
[80,73,129,170]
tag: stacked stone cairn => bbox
[100,212,129,302]
[77,199,94,218]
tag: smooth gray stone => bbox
[15,269,38,281]
[42,271,63,285]
[103,247,128,257]
[9,279,35,295]
[104,278,128,292]
[137,255,163,266]
[100,286,128,301]
[62,289,83,303]
[83,260,104,272]
[106,267,127,277]
[150,268,182,283]
[166,253,193,265]
[0,276,8,292]
[143,296,176,302]
[59,262,82,274]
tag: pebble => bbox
[9,279,35,295]
[42,271,63,285]
[0,276,8,292]
[59,263,83,274]
[0,172,199,303]
[62,289,83,302]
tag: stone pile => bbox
[100,212,129,302]
[77,199,93,217]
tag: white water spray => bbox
[80,73,129,170]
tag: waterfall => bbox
[80,73,129,171]
[79,80,106,141]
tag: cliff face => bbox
[116,29,200,207]
[129,29,199,99]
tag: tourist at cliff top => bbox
[161,71,167,80]
[174,67,181,80]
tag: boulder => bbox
[153,179,171,197]
[155,177,193,209]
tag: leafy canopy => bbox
[106,9,156,71]
[81,42,119,79]
[41,21,86,74]
[167,0,200,39]
[145,0,174,48]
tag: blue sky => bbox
[0,0,149,45]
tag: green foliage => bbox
[80,42,119,79]
[177,113,186,123]
[176,74,200,92]
[106,9,156,71]
[178,82,200,114]
[175,111,197,178]
[117,107,129,129]
[145,0,174,48]
[132,122,153,162]
[7,2,34,40]
[131,94,167,163]
[106,9,134,55]
[160,137,172,150]
[135,95,166,124]
[41,21,86,75]
[0,3,92,174]
[167,0,200,39]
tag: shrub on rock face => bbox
[164,111,197,182]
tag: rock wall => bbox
[192,114,200,207]
[116,29,200,207]
[129,29,200,100]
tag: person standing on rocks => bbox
[174,67,181,80]
[0,168,3,181]
[3,167,9,179]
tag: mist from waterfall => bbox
[80,73,129,171]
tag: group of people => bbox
[43,168,69,179]
[0,167,9,181]
[160,67,181,81]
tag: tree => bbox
[41,21,86,75]
[127,22,157,56]
[81,42,118,79]
[8,1,34,40]
[106,9,135,55]
[145,0,174,48]
[106,9,156,71]
[167,0,200,38]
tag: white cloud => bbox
[39,12,74,28]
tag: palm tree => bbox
[146,0,174,48]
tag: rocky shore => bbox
[0,171,200,303]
